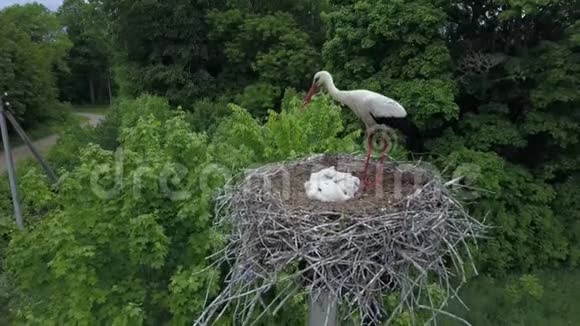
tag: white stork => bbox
[303,71,418,187]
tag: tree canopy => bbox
[0,4,71,126]
[57,0,114,105]
[1,0,579,324]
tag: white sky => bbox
[0,0,63,11]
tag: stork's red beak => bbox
[303,84,319,108]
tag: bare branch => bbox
[194,154,487,325]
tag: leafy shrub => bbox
[211,94,360,169]
[0,94,362,324]
[188,98,232,135]
[441,271,580,326]
[433,147,568,274]
[234,82,282,119]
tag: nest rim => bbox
[198,154,486,326]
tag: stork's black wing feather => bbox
[370,113,421,151]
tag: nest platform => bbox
[197,154,485,325]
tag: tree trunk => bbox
[107,71,113,106]
[88,77,96,105]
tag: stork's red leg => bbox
[375,136,389,187]
[362,132,375,190]
[378,136,389,165]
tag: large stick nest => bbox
[197,154,486,325]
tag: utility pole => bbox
[0,93,24,229]
[309,291,338,326]
[3,110,58,184]
[0,91,60,229]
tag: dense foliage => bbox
[323,0,459,130]
[0,4,71,127]
[97,0,225,106]
[0,94,362,324]
[96,0,325,109]
[441,270,580,325]
[57,0,114,105]
[1,0,579,324]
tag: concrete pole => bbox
[4,109,58,184]
[0,95,24,229]
[309,291,338,326]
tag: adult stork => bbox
[303,71,418,187]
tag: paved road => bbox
[0,113,104,172]
[76,112,105,127]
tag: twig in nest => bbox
[195,154,487,325]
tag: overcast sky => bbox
[0,0,63,11]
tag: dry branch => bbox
[195,154,486,325]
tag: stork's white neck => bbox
[324,79,347,104]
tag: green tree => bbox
[98,0,325,110]
[0,4,71,127]
[552,176,580,266]
[5,96,221,324]
[433,147,568,274]
[1,94,359,324]
[57,0,114,105]
[447,0,580,178]
[206,8,321,115]
[323,0,459,131]
[433,0,580,274]
[225,0,329,44]
[2,0,580,323]
[99,0,227,106]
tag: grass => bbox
[73,104,110,115]
[76,115,90,124]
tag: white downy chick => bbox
[304,167,360,202]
